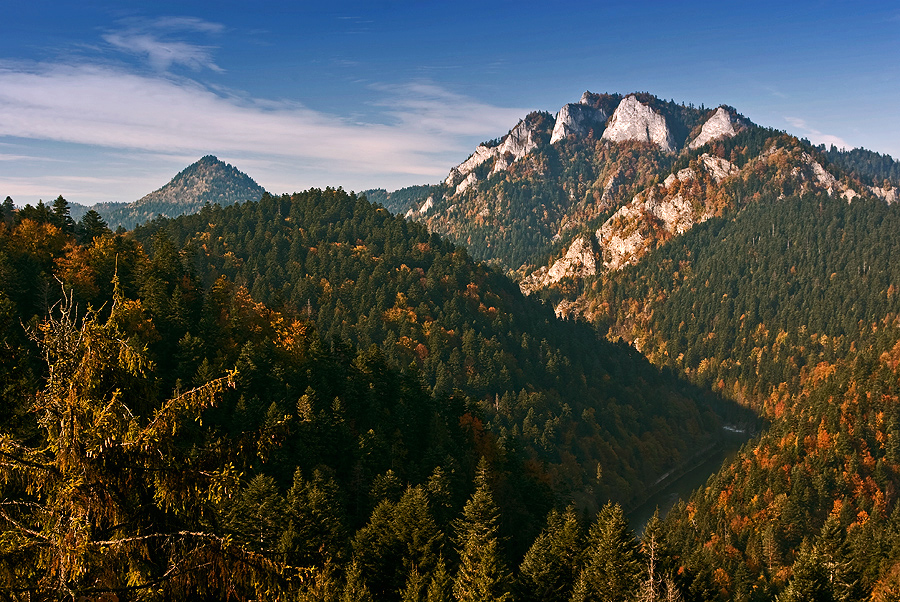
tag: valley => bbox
[2,89,900,601]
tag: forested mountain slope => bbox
[0,192,747,599]
[394,89,900,601]
[580,191,900,600]
[130,188,747,514]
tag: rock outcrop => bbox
[520,235,598,294]
[869,185,899,204]
[445,145,496,187]
[404,195,434,219]
[596,188,702,271]
[688,107,738,149]
[445,117,544,194]
[793,152,858,201]
[601,96,676,153]
[699,154,738,182]
[550,103,608,144]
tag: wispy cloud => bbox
[785,116,849,149]
[0,62,526,184]
[373,82,530,137]
[103,17,225,72]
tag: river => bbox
[628,429,749,535]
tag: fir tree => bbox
[452,459,511,602]
[517,505,583,602]
[571,502,643,602]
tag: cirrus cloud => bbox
[0,61,528,198]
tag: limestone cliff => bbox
[601,96,676,153]
[520,235,598,294]
[869,185,899,204]
[688,107,739,149]
[550,103,608,144]
[444,114,548,195]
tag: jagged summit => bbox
[550,102,608,144]
[688,106,741,149]
[444,111,552,195]
[600,95,676,153]
[95,155,268,229]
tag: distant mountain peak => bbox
[95,156,268,230]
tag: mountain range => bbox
[4,90,900,600]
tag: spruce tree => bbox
[77,209,110,243]
[452,459,511,602]
[1,196,13,225]
[50,195,75,234]
[427,556,452,602]
[517,505,584,602]
[571,502,643,602]
[776,540,832,602]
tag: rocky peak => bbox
[601,96,676,153]
[550,103,608,144]
[445,144,496,187]
[688,107,738,150]
[496,118,541,163]
[445,114,547,194]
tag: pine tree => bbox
[0,290,284,599]
[517,505,583,602]
[77,209,111,243]
[571,502,643,602]
[452,459,511,602]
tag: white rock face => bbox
[700,154,738,182]
[497,119,540,160]
[550,103,608,144]
[870,185,899,204]
[405,195,435,219]
[445,145,495,187]
[520,235,597,294]
[601,170,621,202]
[689,107,737,150]
[596,188,704,271]
[601,96,676,153]
[793,153,858,201]
[445,118,543,193]
[664,168,696,188]
[455,172,478,195]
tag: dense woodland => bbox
[584,191,900,599]
[0,191,743,600]
[3,99,900,599]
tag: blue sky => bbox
[1,1,898,206]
